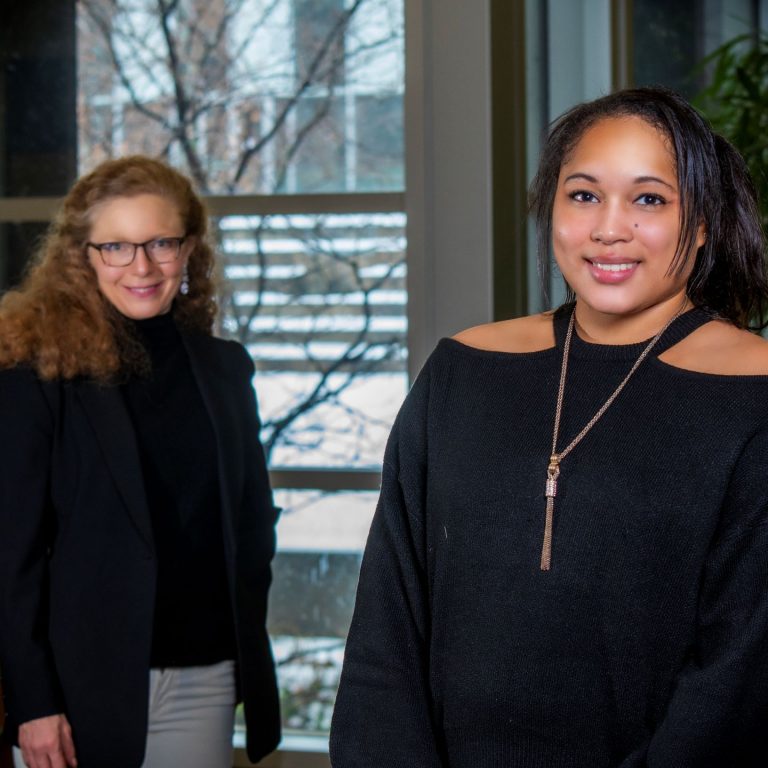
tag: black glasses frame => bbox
[86,236,187,266]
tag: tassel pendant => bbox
[541,455,560,571]
[538,304,682,573]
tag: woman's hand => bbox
[18,714,77,768]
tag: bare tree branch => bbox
[231,0,368,187]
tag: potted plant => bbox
[695,32,768,230]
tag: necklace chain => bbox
[540,305,685,571]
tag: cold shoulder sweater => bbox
[330,306,768,768]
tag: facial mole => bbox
[634,223,639,228]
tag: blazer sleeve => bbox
[619,426,768,768]
[0,367,65,728]
[228,343,282,763]
[329,357,446,767]
[234,342,279,555]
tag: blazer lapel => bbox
[182,335,239,554]
[74,380,155,553]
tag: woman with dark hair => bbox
[0,156,280,768]
[330,87,768,766]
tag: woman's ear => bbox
[696,223,706,249]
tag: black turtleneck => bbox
[122,313,236,668]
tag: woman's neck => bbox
[573,294,692,345]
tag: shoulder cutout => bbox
[452,313,555,353]
[659,319,768,376]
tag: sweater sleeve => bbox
[329,357,446,767]
[620,426,768,768]
[0,367,65,729]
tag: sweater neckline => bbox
[129,312,182,361]
[553,304,713,361]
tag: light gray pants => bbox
[14,660,237,768]
[141,660,237,768]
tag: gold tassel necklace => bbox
[541,304,685,571]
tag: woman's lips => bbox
[587,259,639,284]
[125,284,161,297]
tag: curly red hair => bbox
[0,155,217,381]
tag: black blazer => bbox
[0,332,280,767]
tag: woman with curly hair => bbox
[0,156,280,768]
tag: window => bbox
[632,0,764,98]
[76,0,406,756]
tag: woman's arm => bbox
[0,368,75,766]
[620,427,768,767]
[229,343,282,763]
[238,347,279,559]
[330,361,446,767]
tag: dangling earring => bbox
[180,264,190,296]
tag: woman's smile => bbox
[586,257,640,282]
[124,283,163,296]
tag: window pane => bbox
[0,2,77,203]
[294,0,346,84]
[76,0,405,194]
[234,489,377,740]
[632,0,760,98]
[216,211,408,468]
[292,97,346,193]
[355,95,404,191]
[632,0,701,97]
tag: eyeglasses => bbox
[86,237,187,267]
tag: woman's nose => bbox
[132,244,154,274]
[591,202,633,244]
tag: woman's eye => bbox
[636,193,665,206]
[102,242,125,252]
[569,190,598,203]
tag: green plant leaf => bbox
[694,32,768,230]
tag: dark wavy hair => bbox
[0,155,217,381]
[528,86,768,329]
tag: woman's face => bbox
[552,116,705,324]
[87,193,191,320]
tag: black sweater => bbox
[330,306,768,767]
[123,314,236,667]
